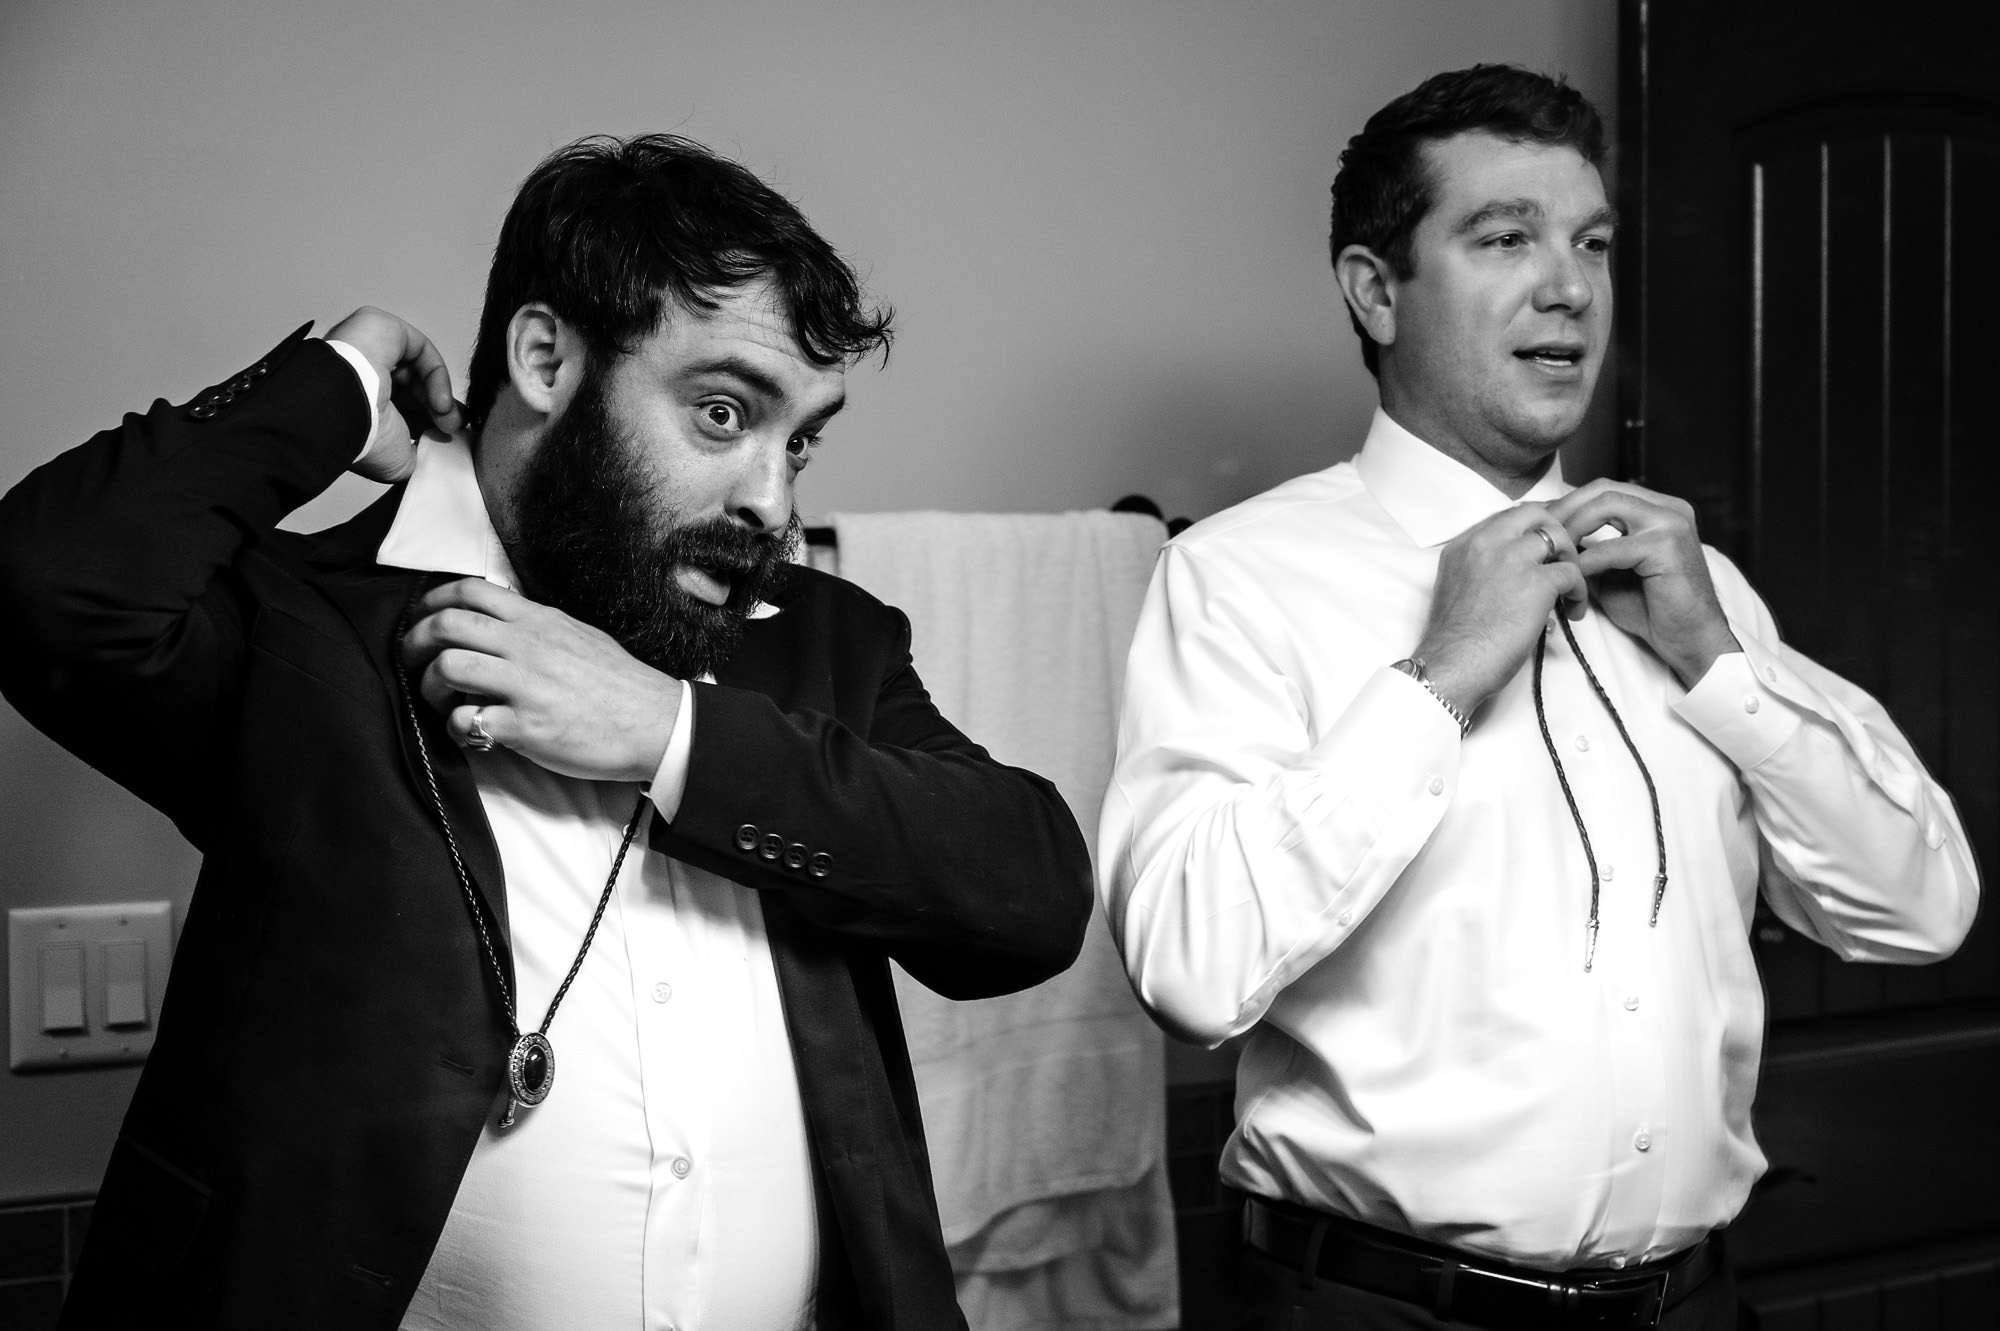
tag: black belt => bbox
[1244,1195,1722,1330]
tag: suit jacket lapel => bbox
[309,491,513,960]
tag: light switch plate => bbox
[8,902,174,1071]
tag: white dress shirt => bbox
[326,344,817,1331]
[1098,408,1978,1271]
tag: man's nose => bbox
[1534,247,1596,313]
[728,438,793,535]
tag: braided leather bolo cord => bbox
[392,591,647,1048]
[1530,613,1669,971]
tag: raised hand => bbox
[1417,503,1589,718]
[1547,479,1741,687]
[400,577,683,783]
[324,306,464,484]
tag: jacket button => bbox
[807,851,833,880]
[759,832,784,861]
[783,842,807,871]
[734,824,759,851]
[227,373,256,393]
[248,360,270,378]
[188,402,218,420]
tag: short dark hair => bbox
[1329,65,1605,376]
[465,133,893,431]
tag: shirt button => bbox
[1743,695,1761,714]
[1764,665,1779,684]
[652,982,673,1003]
[1609,1256,1628,1270]
[1634,1131,1652,1152]
[671,1156,692,1178]
[1574,734,1590,752]
[1427,776,1444,795]
[1603,863,1615,881]
[1337,909,1354,927]
[1623,995,1640,1011]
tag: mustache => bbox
[656,512,802,607]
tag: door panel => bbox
[1620,2,1999,1319]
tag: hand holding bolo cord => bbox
[1412,480,1740,969]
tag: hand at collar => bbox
[400,576,679,783]
[1548,479,1742,688]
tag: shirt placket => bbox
[626,848,706,1331]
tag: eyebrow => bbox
[680,354,847,422]
[1453,199,1620,235]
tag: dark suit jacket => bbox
[0,327,1095,1330]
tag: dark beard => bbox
[501,359,800,680]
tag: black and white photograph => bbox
[0,3,1993,1328]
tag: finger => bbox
[415,576,531,623]
[1545,561,1591,619]
[1523,521,1580,566]
[423,645,513,703]
[1545,478,1663,525]
[451,701,510,751]
[403,605,512,667]
[1575,530,1677,579]
[402,334,460,432]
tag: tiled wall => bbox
[0,1196,89,1330]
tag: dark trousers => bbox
[1236,1227,1744,1331]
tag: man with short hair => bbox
[1,134,1093,1331]
[1098,66,1977,1330]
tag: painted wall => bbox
[0,0,1618,1201]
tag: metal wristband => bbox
[1390,656,1471,737]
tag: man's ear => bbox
[505,303,586,418]
[1334,244,1398,353]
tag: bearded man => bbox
[0,134,1093,1331]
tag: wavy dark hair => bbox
[1330,64,1605,376]
[465,133,893,431]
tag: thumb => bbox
[349,412,418,484]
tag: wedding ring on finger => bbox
[467,707,496,752]
[1534,528,1559,563]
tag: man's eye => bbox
[1580,235,1613,256]
[701,401,743,432]
[787,432,822,458]
[1487,232,1525,251]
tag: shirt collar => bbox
[375,433,781,619]
[1353,407,1571,548]
[377,432,521,588]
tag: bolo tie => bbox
[395,593,649,1126]
[1529,610,1669,972]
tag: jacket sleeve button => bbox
[759,832,784,861]
[782,842,807,870]
[807,851,833,880]
[734,824,760,851]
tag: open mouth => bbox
[675,563,735,606]
[1516,345,1586,371]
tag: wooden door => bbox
[1619,2,2000,1323]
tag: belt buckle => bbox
[1570,1268,1671,1331]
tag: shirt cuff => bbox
[323,338,381,465]
[1672,650,1801,770]
[645,684,695,822]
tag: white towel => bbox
[831,510,1177,1331]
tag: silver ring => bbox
[467,707,495,752]
[1534,528,1558,563]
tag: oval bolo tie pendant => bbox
[506,1032,555,1113]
